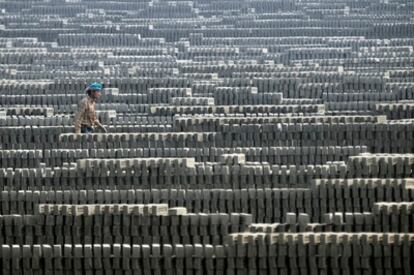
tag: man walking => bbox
[74,82,107,134]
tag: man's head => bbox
[86,82,103,100]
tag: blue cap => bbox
[87,82,103,91]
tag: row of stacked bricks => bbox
[1,0,414,274]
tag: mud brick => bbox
[175,244,185,270]
[162,244,173,270]
[1,245,12,271]
[141,244,151,271]
[101,244,112,270]
[130,245,141,271]
[92,244,102,270]
[286,213,297,225]
[22,245,33,270]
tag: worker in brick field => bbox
[74,82,108,134]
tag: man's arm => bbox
[94,120,108,133]
[89,107,107,133]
